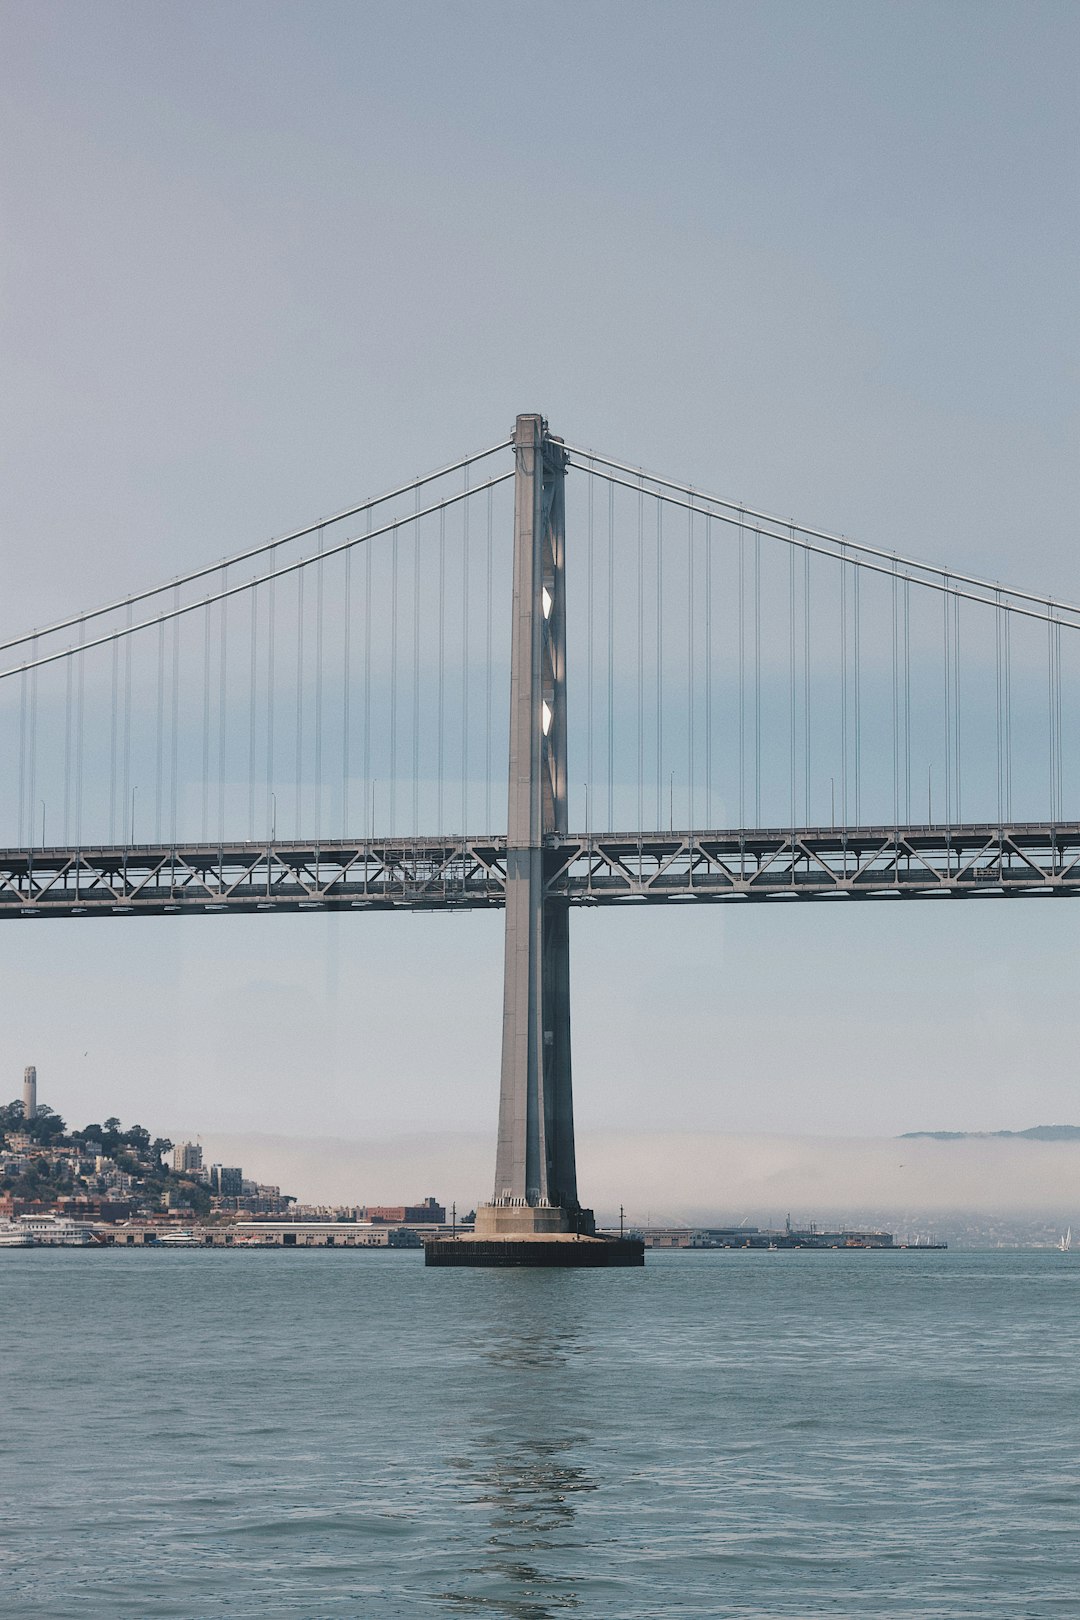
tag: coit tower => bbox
[22,1065,37,1121]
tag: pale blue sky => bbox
[1,1,1078,1191]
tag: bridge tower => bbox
[473,414,592,1240]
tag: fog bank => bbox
[190,1127,1080,1224]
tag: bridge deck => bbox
[1,824,1079,917]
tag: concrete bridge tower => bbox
[473,414,587,1240]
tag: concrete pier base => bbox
[424,1233,644,1268]
[472,1202,595,1238]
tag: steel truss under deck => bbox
[3,822,1080,918]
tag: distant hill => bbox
[899,1126,1080,1142]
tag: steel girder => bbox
[2,823,1080,918]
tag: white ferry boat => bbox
[155,1229,201,1247]
[0,1223,38,1248]
[13,1214,96,1246]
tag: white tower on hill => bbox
[22,1065,37,1121]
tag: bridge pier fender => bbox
[434,412,642,1270]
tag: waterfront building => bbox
[363,1197,446,1225]
[22,1066,37,1121]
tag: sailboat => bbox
[1058,1228,1072,1253]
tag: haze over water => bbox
[6,1248,1080,1618]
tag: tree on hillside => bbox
[0,1101,67,1144]
[0,1100,24,1138]
[25,1105,67,1144]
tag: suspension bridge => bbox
[2,413,1077,1258]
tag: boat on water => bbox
[0,1224,38,1248]
[155,1229,202,1246]
[10,1215,96,1246]
[1059,1228,1073,1253]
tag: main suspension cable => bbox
[0,439,513,655]
[0,473,514,684]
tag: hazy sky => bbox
[1,2,1078,1202]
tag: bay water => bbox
[4,1248,1080,1618]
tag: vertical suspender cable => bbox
[953,590,961,823]
[17,664,27,845]
[314,531,324,843]
[1003,603,1012,821]
[803,550,811,825]
[1055,616,1062,820]
[74,626,85,843]
[1056,620,1063,819]
[462,471,470,835]
[171,587,181,844]
[587,472,594,824]
[413,492,422,837]
[265,575,276,840]
[656,500,663,828]
[637,480,644,833]
[754,532,761,826]
[156,618,166,841]
[738,514,746,830]
[201,602,211,840]
[363,517,372,835]
[840,550,848,829]
[943,580,952,826]
[607,483,615,829]
[28,639,38,845]
[789,535,796,829]
[687,503,695,831]
[390,513,399,837]
[63,653,73,843]
[994,591,1003,823]
[904,579,911,823]
[892,568,900,826]
[342,551,351,838]
[295,570,305,839]
[854,567,867,822]
[249,584,259,840]
[437,507,445,834]
[218,568,229,842]
[122,602,133,843]
[705,514,713,829]
[110,636,120,841]
[484,486,493,833]
[1049,612,1062,829]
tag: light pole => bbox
[130,786,137,846]
[40,800,45,848]
[584,782,589,837]
[270,791,277,844]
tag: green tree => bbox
[123,1124,151,1156]
[26,1105,66,1144]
